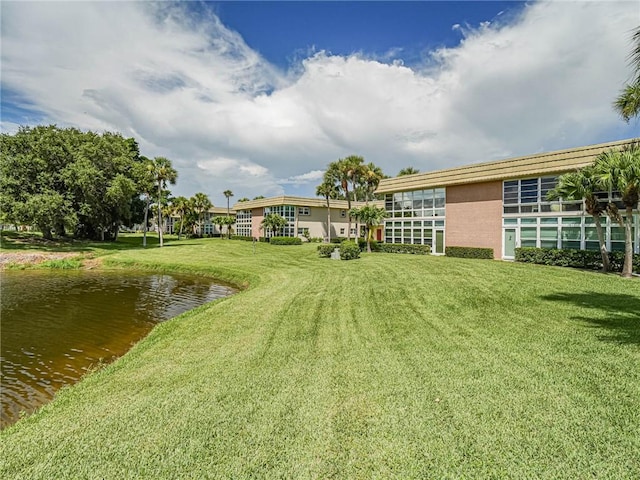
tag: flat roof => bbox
[233,195,382,210]
[376,138,636,194]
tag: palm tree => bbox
[261,213,287,238]
[212,216,225,237]
[223,190,234,236]
[222,215,235,239]
[316,180,339,242]
[171,196,190,240]
[350,205,387,253]
[191,192,212,237]
[361,162,384,202]
[594,142,640,278]
[547,166,610,272]
[152,157,177,247]
[398,167,420,176]
[135,157,155,247]
[325,156,364,241]
[615,26,640,122]
[615,83,640,122]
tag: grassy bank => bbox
[1,236,639,478]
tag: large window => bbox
[264,205,296,237]
[236,210,252,237]
[503,176,582,214]
[384,188,445,246]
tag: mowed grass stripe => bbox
[1,238,639,478]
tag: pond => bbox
[0,269,235,429]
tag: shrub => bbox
[231,235,254,242]
[330,237,348,244]
[377,243,431,255]
[317,244,337,258]
[309,237,323,243]
[339,241,361,260]
[445,246,494,259]
[515,247,639,273]
[357,238,380,252]
[269,236,302,245]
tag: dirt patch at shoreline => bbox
[0,252,92,269]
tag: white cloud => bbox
[279,170,326,185]
[1,1,637,204]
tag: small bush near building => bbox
[377,244,431,255]
[269,236,302,245]
[330,237,349,244]
[357,239,380,252]
[317,244,336,258]
[515,247,639,273]
[231,235,254,241]
[339,241,361,260]
[446,246,494,259]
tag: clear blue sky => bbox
[1,1,636,203]
[212,1,523,68]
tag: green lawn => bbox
[1,236,639,478]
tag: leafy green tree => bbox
[360,162,385,202]
[191,192,212,237]
[133,157,156,247]
[152,157,178,247]
[0,125,143,241]
[594,142,640,278]
[398,167,420,176]
[316,181,339,242]
[261,213,287,238]
[350,205,387,253]
[615,26,640,122]
[237,197,250,202]
[253,195,265,200]
[547,166,610,272]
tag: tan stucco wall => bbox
[298,206,353,238]
[445,181,503,259]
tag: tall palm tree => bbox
[152,157,177,247]
[350,205,387,253]
[547,166,610,272]
[191,192,212,237]
[316,180,339,242]
[615,26,640,122]
[223,190,234,236]
[324,160,352,240]
[398,167,420,176]
[361,162,384,203]
[594,142,640,278]
[171,196,190,240]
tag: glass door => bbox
[434,229,444,254]
[504,228,516,258]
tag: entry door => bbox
[434,230,444,254]
[504,229,516,258]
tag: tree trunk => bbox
[143,194,150,247]
[622,206,634,278]
[158,184,164,247]
[366,226,372,253]
[592,215,610,272]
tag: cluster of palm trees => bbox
[548,142,640,277]
[315,155,387,243]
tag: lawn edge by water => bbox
[1,237,639,479]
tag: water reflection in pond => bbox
[0,269,235,429]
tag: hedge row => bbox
[269,236,302,245]
[377,243,431,255]
[515,247,640,273]
[445,246,494,259]
[231,235,254,241]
